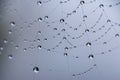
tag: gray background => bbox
[0,0,120,80]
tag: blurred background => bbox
[0,0,120,80]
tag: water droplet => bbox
[8,54,13,59]
[44,16,48,19]
[93,31,96,33]
[76,56,79,58]
[80,0,85,5]
[60,19,65,23]
[37,39,40,42]
[61,28,66,31]
[8,30,12,34]
[59,41,62,44]
[33,66,39,73]
[38,17,43,22]
[23,39,28,42]
[37,45,42,49]
[86,42,92,47]
[101,52,105,54]
[3,39,8,44]
[73,46,77,48]
[115,34,119,37]
[60,1,63,4]
[72,74,76,76]
[64,47,69,51]
[83,15,87,19]
[57,33,60,35]
[64,53,68,56]
[74,28,77,30]
[47,49,51,52]
[109,5,112,7]
[15,45,19,49]
[38,31,41,34]
[85,29,89,32]
[108,49,112,52]
[44,38,47,41]
[107,19,111,23]
[93,64,97,66]
[0,47,4,50]
[37,1,42,6]
[63,37,67,39]
[88,54,94,59]
[10,22,15,27]
[73,10,76,13]
[23,48,27,52]
[53,28,57,30]
[99,4,104,8]
[103,42,107,44]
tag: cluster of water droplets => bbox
[0,0,120,80]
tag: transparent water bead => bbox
[83,15,87,19]
[3,39,8,44]
[38,30,41,34]
[10,22,15,27]
[99,4,104,8]
[63,37,67,40]
[37,1,42,6]
[64,53,68,56]
[44,16,48,19]
[8,54,13,59]
[85,29,89,32]
[15,45,19,49]
[60,19,65,23]
[38,17,43,22]
[33,66,39,73]
[37,39,41,42]
[23,48,27,52]
[115,34,119,37]
[61,28,66,32]
[103,42,107,44]
[64,47,69,51]
[88,54,94,59]
[86,42,92,47]
[37,45,42,49]
[0,47,4,50]
[8,30,12,34]
[80,0,85,5]
[107,19,111,23]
